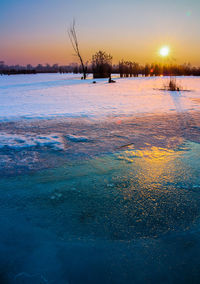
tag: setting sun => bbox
[159,46,170,57]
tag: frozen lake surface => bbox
[0,74,200,283]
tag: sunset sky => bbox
[1,0,200,66]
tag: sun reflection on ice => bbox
[117,145,183,193]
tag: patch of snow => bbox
[0,133,65,150]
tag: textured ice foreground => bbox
[0,73,200,120]
[1,140,200,283]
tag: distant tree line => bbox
[89,58,200,77]
[0,61,79,75]
[1,59,200,77]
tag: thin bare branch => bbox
[68,20,86,79]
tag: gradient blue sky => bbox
[1,0,200,65]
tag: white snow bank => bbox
[0,133,65,150]
[0,74,200,121]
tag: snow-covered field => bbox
[0,73,200,121]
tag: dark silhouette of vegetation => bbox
[92,50,112,78]
[168,78,180,91]
[163,77,181,91]
[119,61,139,77]
[0,61,79,75]
[68,20,87,79]
[115,62,200,77]
[1,61,200,77]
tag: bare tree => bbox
[68,20,86,79]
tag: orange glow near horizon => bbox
[1,35,200,67]
[2,41,199,66]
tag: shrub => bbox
[92,50,112,78]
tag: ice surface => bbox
[1,140,200,283]
[0,74,200,121]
